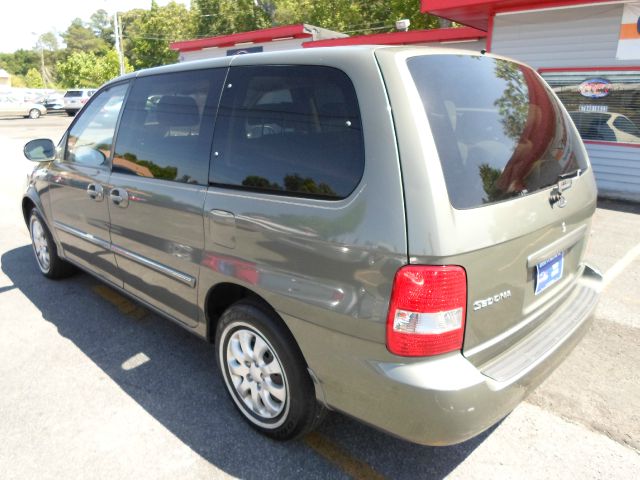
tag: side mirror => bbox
[24,138,56,162]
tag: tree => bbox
[56,49,132,88]
[25,68,44,88]
[90,9,115,46]
[192,0,271,37]
[39,32,59,52]
[494,60,529,141]
[0,49,39,77]
[35,32,60,88]
[359,1,440,31]
[272,0,438,33]
[124,1,195,69]
[272,0,360,32]
[10,75,27,88]
[61,18,110,54]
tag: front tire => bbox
[29,209,75,279]
[28,108,41,119]
[215,300,325,440]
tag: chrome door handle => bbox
[110,188,129,208]
[86,183,104,201]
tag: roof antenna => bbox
[480,49,487,55]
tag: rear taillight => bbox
[386,265,467,357]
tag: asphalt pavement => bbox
[0,115,638,479]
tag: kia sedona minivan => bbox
[22,46,602,445]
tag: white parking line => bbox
[603,241,640,288]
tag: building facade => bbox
[0,69,11,88]
[170,24,348,62]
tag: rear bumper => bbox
[295,264,602,446]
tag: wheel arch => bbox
[205,282,272,339]
[22,193,51,231]
[22,196,36,226]
[22,194,63,255]
[203,282,310,367]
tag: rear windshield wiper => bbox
[558,169,582,181]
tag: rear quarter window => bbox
[407,55,587,209]
[210,65,365,200]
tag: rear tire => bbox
[65,110,76,116]
[28,108,41,119]
[215,300,326,440]
[29,209,76,279]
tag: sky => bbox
[0,0,189,53]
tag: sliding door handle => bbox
[86,183,104,201]
[110,188,129,208]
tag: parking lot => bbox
[1,115,638,479]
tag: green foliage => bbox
[90,9,115,46]
[61,18,110,55]
[361,1,441,31]
[494,60,529,141]
[193,0,271,37]
[240,174,336,196]
[479,163,503,203]
[242,175,283,190]
[133,159,178,180]
[10,75,27,88]
[284,174,335,196]
[0,49,39,76]
[56,50,132,88]
[39,32,59,52]
[4,0,447,86]
[273,0,361,32]
[124,1,195,69]
[25,68,44,88]
[273,0,439,33]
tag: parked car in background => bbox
[42,94,65,112]
[21,46,602,446]
[569,111,640,144]
[63,89,96,116]
[0,96,46,119]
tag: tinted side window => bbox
[210,65,364,199]
[64,83,129,166]
[113,69,225,185]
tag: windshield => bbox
[407,55,587,209]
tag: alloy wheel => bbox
[225,327,288,421]
[30,217,50,273]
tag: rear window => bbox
[407,55,587,209]
[65,91,82,98]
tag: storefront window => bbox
[541,70,640,145]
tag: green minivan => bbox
[22,46,602,445]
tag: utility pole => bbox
[113,12,125,76]
[39,40,47,88]
[31,32,47,88]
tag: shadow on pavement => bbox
[2,245,490,479]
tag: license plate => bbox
[535,252,564,295]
